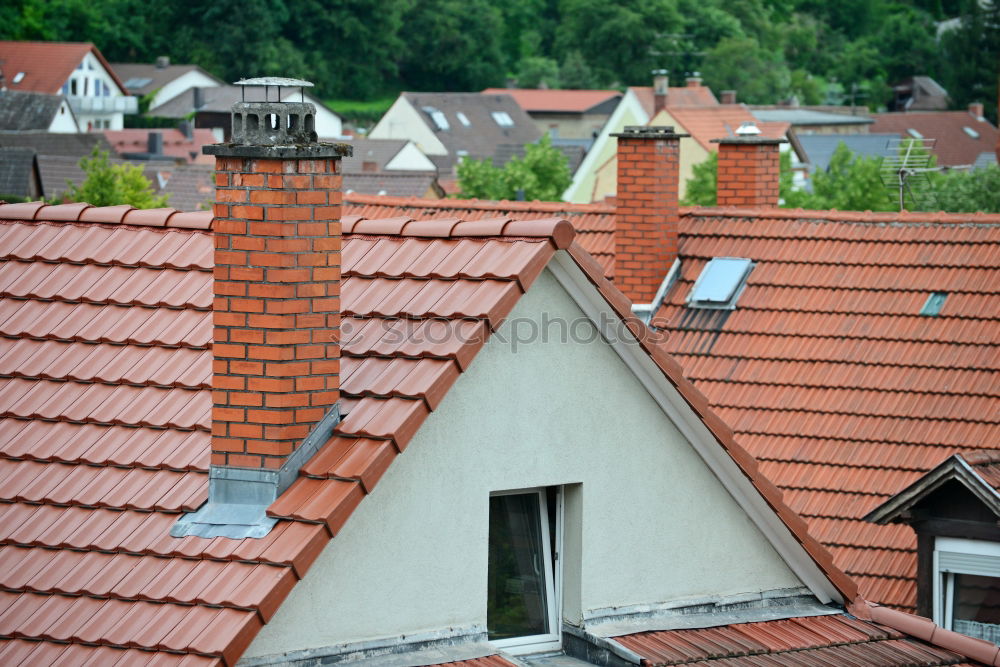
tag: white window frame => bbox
[933,536,1000,630]
[489,486,563,655]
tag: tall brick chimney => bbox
[174,77,351,539]
[652,69,669,114]
[611,125,688,305]
[712,122,784,208]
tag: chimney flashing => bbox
[172,404,341,539]
[711,136,785,145]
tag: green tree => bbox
[783,144,893,211]
[682,152,718,206]
[701,36,791,103]
[456,136,571,201]
[554,0,682,86]
[65,148,169,208]
[939,1,1000,123]
[398,0,505,91]
[559,50,597,89]
[927,166,1000,213]
[516,56,560,89]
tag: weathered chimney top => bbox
[612,125,689,140]
[204,77,351,159]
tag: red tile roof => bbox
[632,85,719,115]
[0,199,868,663]
[482,88,621,113]
[103,129,217,165]
[653,207,1000,612]
[0,41,127,95]
[615,612,988,665]
[344,193,616,275]
[666,106,789,151]
[869,111,999,167]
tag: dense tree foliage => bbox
[684,144,1000,213]
[456,136,571,201]
[64,148,169,208]
[1,0,993,119]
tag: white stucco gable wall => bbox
[563,88,649,203]
[47,99,80,133]
[385,141,438,171]
[150,70,221,111]
[369,95,448,156]
[244,265,808,660]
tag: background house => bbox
[870,105,999,168]
[112,56,223,111]
[481,87,621,142]
[0,41,137,130]
[148,85,343,141]
[0,91,79,133]
[367,91,541,176]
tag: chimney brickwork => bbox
[211,155,344,469]
[713,137,784,208]
[611,126,688,305]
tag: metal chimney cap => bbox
[234,77,314,88]
[651,69,669,76]
[736,121,762,136]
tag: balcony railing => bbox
[67,96,138,114]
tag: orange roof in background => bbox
[654,207,1000,612]
[632,85,719,115]
[481,88,620,113]
[870,111,999,167]
[0,41,127,95]
[0,199,873,662]
[103,128,217,164]
[666,106,789,150]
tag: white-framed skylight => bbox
[423,107,450,131]
[12,72,25,84]
[963,126,980,139]
[456,111,471,127]
[687,257,754,309]
[491,111,514,127]
[907,128,924,139]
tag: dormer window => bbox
[934,538,1000,642]
[687,257,754,309]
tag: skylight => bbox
[687,257,754,309]
[12,72,24,84]
[124,77,153,89]
[456,112,471,127]
[423,107,449,131]
[963,126,980,139]
[491,111,514,127]
[907,128,924,139]
[920,292,947,316]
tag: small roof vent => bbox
[687,257,754,309]
[736,121,761,136]
[920,292,947,317]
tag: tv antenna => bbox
[879,137,944,211]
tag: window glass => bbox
[688,257,754,308]
[951,574,1000,643]
[491,111,514,127]
[488,493,549,639]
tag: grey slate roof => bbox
[111,63,223,96]
[0,131,111,157]
[0,147,38,197]
[751,109,874,126]
[149,85,339,118]
[343,172,441,198]
[492,141,587,174]
[402,92,542,172]
[797,133,899,171]
[335,137,410,173]
[35,154,175,201]
[0,91,65,131]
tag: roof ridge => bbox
[344,193,615,214]
[681,206,1000,224]
[850,597,1000,665]
[0,202,213,229]
[343,215,576,249]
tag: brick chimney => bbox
[611,125,688,305]
[969,102,984,120]
[652,69,669,114]
[686,73,702,88]
[174,77,351,539]
[712,122,784,208]
[720,90,737,105]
